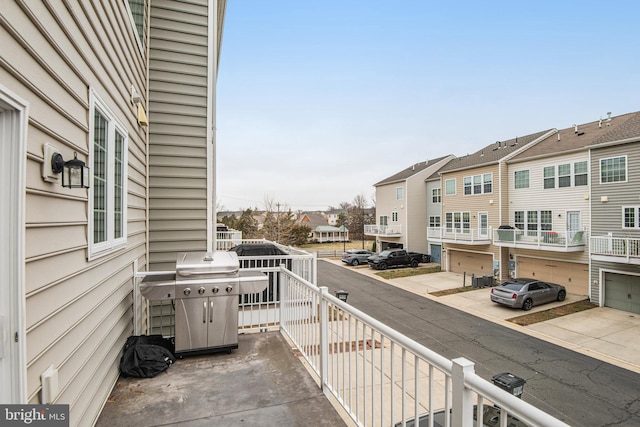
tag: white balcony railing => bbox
[279,267,569,427]
[591,235,640,263]
[365,224,402,236]
[493,228,587,252]
[427,227,492,243]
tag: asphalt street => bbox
[318,260,640,427]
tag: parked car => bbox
[341,249,374,266]
[394,404,528,427]
[490,278,566,311]
[367,249,424,270]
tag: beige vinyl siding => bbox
[148,0,211,268]
[1,1,147,425]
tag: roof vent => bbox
[598,118,602,129]
[557,132,561,141]
[607,111,612,121]
[573,124,578,134]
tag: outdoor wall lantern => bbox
[51,151,90,189]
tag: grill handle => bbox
[203,301,207,323]
[209,301,214,323]
[177,268,239,277]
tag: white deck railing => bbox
[279,267,569,427]
[591,235,640,261]
[364,224,402,235]
[428,227,492,242]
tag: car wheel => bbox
[351,259,360,266]
[410,259,419,268]
[557,290,566,301]
[522,299,533,311]
[378,262,387,270]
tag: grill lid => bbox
[176,251,239,277]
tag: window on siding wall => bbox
[379,216,388,226]
[445,179,456,195]
[396,187,404,200]
[514,170,529,189]
[623,207,640,228]
[89,90,128,259]
[429,216,440,228]
[600,156,627,183]
[392,211,398,222]
[558,164,571,187]
[543,166,555,189]
[515,210,552,237]
[463,174,492,195]
[432,188,441,203]
[574,161,588,186]
[127,0,146,51]
[446,212,470,232]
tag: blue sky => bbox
[216,1,639,212]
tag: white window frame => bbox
[622,206,640,229]
[445,178,456,195]
[429,216,440,228]
[125,0,146,54]
[432,187,441,203]
[574,161,588,186]
[514,170,529,189]
[463,173,492,195]
[558,163,571,188]
[392,211,398,222]
[600,155,627,184]
[396,186,404,200]
[88,89,128,260]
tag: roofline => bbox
[437,129,557,175]
[589,135,640,150]
[507,146,589,164]
[373,155,455,187]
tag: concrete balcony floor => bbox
[96,332,347,427]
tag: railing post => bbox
[452,357,475,426]
[319,286,329,394]
[279,265,287,333]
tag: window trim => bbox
[574,161,588,186]
[125,0,146,55]
[391,211,398,222]
[600,155,628,184]
[396,186,404,200]
[463,173,492,195]
[445,178,456,195]
[514,170,530,189]
[88,89,128,260]
[432,187,441,203]
[622,206,640,229]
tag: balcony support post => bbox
[319,286,329,395]
[452,357,475,426]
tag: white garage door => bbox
[449,251,492,276]
[604,273,640,314]
[517,257,588,295]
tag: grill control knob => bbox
[212,286,219,294]
[183,288,191,296]
[226,285,233,293]
[198,287,206,295]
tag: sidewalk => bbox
[327,259,640,374]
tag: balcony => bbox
[591,235,640,265]
[103,256,568,427]
[427,227,492,245]
[493,228,587,252]
[365,224,402,237]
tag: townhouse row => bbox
[367,111,640,314]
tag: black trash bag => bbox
[119,335,176,378]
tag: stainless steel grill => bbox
[140,251,267,356]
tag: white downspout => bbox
[207,0,218,252]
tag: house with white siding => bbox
[588,111,640,313]
[0,1,226,425]
[366,156,454,254]
[432,130,553,280]
[499,116,632,296]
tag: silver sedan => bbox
[490,278,566,311]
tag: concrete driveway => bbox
[329,260,640,374]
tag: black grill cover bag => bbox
[119,335,176,378]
